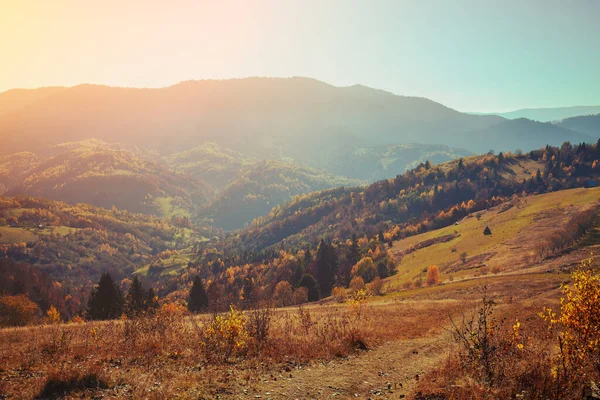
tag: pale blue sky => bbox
[1,0,599,111]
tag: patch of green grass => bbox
[155,197,191,219]
[387,187,600,289]
[135,251,192,278]
[0,227,38,244]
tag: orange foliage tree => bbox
[426,265,440,286]
[0,294,40,327]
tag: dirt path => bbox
[235,333,453,399]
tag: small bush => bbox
[368,277,385,296]
[332,286,347,303]
[293,287,309,305]
[199,306,249,363]
[349,276,365,292]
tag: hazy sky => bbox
[1,0,599,112]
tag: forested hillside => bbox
[200,160,364,230]
[164,142,257,188]
[0,145,212,216]
[160,141,600,310]
[558,113,600,136]
[0,195,214,319]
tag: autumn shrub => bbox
[368,277,385,296]
[347,289,369,320]
[349,276,365,292]
[122,301,188,353]
[332,286,347,303]
[247,302,273,353]
[423,261,600,399]
[542,257,600,396]
[428,289,558,399]
[297,305,313,335]
[293,287,308,305]
[198,306,250,363]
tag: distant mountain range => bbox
[1,77,593,161]
[471,105,600,122]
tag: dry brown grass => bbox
[0,299,465,399]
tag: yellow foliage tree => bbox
[351,257,377,283]
[542,258,600,385]
[46,305,61,325]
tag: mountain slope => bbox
[164,142,257,188]
[200,160,364,230]
[0,195,208,317]
[557,114,600,137]
[213,141,600,254]
[0,145,212,216]
[0,77,505,158]
[0,87,67,117]
[492,105,600,122]
[456,118,592,152]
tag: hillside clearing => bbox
[387,187,600,288]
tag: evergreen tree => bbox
[86,272,123,320]
[349,234,360,266]
[291,263,304,287]
[188,275,209,312]
[378,230,385,243]
[536,168,543,183]
[126,276,147,316]
[315,239,338,297]
[242,276,256,307]
[303,248,312,267]
[298,273,321,302]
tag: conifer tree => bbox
[298,273,321,302]
[125,276,148,316]
[242,276,256,307]
[349,234,360,266]
[188,275,209,312]
[86,272,123,320]
[315,239,338,297]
